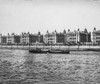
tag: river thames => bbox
[0,49,100,84]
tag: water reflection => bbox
[0,49,100,84]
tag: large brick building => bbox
[44,30,66,45]
[64,29,91,45]
[92,28,100,45]
[20,32,43,44]
[7,33,20,44]
[56,33,65,44]
[44,31,56,45]
[65,29,79,45]
[0,34,7,44]
[0,29,92,45]
[79,29,91,44]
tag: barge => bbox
[83,48,100,51]
[29,48,70,54]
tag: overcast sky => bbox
[0,0,100,35]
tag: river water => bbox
[0,49,100,84]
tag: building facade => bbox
[29,34,43,44]
[65,29,91,45]
[7,33,20,44]
[44,31,56,45]
[0,29,92,45]
[79,29,91,45]
[7,33,14,44]
[92,28,100,45]
[44,30,66,45]
[0,35,7,44]
[20,32,30,44]
[56,33,65,44]
[20,32,43,45]
[65,29,79,45]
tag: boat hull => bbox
[29,49,70,54]
[83,48,100,51]
[49,50,70,54]
[29,50,49,54]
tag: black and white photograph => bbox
[0,0,100,84]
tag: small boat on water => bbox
[29,48,70,54]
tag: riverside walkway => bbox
[0,45,100,51]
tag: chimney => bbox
[46,30,49,34]
[38,31,41,35]
[94,27,96,31]
[63,29,66,34]
[77,28,80,31]
[68,29,70,32]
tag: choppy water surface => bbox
[0,49,100,84]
